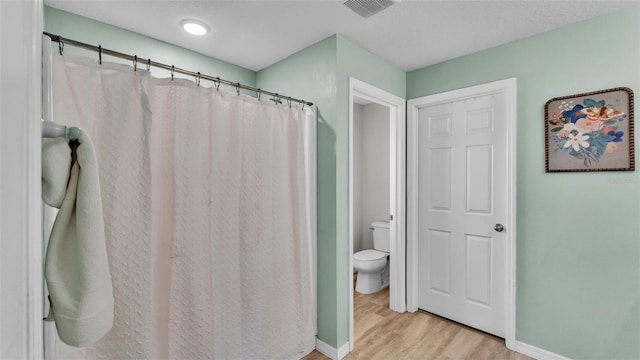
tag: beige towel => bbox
[42,132,114,347]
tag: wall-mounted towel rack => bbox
[42,120,82,141]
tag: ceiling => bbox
[45,0,640,72]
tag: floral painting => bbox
[545,87,634,172]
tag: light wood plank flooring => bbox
[303,282,531,360]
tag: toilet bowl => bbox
[353,249,388,294]
[353,221,390,294]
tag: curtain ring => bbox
[98,45,102,64]
[133,55,137,71]
[256,89,261,101]
[58,39,64,56]
[196,72,201,86]
[215,77,221,91]
[171,65,175,80]
[146,58,151,71]
[301,101,306,111]
[287,97,292,107]
[236,83,241,96]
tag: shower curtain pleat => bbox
[49,53,316,360]
[161,79,215,359]
[51,56,156,359]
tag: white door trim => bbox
[348,77,406,352]
[0,0,44,358]
[407,78,517,348]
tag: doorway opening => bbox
[348,78,406,351]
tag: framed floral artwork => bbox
[545,87,634,172]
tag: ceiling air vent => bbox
[343,0,398,19]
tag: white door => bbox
[417,90,508,337]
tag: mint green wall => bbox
[257,35,405,348]
[336,36,406,99]
[408,8,640,359]
[44,6,255,87]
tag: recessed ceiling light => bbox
[181,19,209,36]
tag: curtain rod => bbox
[43,32,314,107]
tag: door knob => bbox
[494,224,505,232]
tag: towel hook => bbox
[41,120,82,141]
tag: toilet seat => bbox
[354,249,386,261]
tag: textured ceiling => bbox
[45,0,640,72]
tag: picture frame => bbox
[545,87,634,173]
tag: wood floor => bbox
[303,283,531,360]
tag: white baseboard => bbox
[337,342,349,359]
[315,337,567,360]
[316,339,350,360]
[510,340,572,360]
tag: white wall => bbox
[0,0,44,358]
[354,102,390,252]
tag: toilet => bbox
[353,221,390,294]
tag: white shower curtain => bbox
[48,53,316,359]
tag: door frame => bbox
[406,78,517,348]
[0,0,44,358]
[348,77,406,351]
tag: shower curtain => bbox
[47,53,317,359]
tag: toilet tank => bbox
[372,221,390,252]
